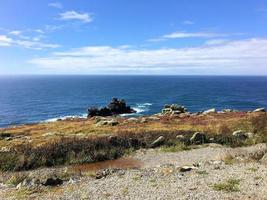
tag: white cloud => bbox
[59,11,92,23]
[35,29,44,34]
[183,20,194,25]
[148,31,236,42]
[0,35,13,46]
[0,34,59,49]
[205,39,229,45]
[9,30,22,35]
[163,31,227,39]
[48,2,63,9]
[28,38,267,74]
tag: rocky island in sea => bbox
[87,98,136,117]
[0,99,266,199]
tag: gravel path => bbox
[1,144,267,200]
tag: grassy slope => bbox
[0,112,266,171]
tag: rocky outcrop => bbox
[88,98,136,117]
[161,104,188,115]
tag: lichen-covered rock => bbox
[232,130,248,140]
[150,136,165,148]
[161,104,188,115]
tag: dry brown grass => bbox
[0,112,266,171]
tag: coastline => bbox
[0,106,266,199]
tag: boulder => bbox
[232,130,248,140]
[190,132,207,144]
[253,108,266,113]
[162,108,172,114]
[88,98,136,117]
[176,135,187,143]
[203,108,216,114]
[176,135,185,140]
[127,117,138,122]
[161,104,188,115]
[96,119,119,126]
[150,136,165,148]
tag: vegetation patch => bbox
[160,141,190,152]
[212,179,241,192]
[0,112,266,171]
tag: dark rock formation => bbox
[88,98,136,117]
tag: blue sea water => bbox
[0,75,267,128]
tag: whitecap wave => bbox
[121,102,152,116]
[44,113,87,123]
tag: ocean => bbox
[0,75,267,128]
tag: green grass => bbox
[160,141,190,152]
[212,179,241,192]
[196,170,209,175]
[6,174,27,186]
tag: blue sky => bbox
[1,0,267,75]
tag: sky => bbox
[1,0,267,75]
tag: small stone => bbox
[179,166,197,172]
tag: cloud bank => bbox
[29,38,267,74]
